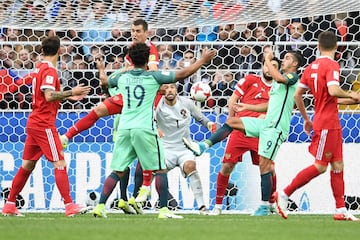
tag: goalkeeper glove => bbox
[207,121,217,133]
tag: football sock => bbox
[155,174,173,201]
[261,172,272,202]
[142,170,153,187]
[65,110,99,139]
[270,173,277,203]
[188,171,205,207]
[207,123,233,147]
[215,172,229,205]
[330,170,345,209]
[99,172,120,204]
[133,162,143,198]
[54,166,72,204]
[119,167,130,201]
[284,164,320,197]
[7,167,31,202]
[156,172,169,208]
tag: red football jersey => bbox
[125,40,159,67]
[27,61,61,128]
[299,56,341,130]
[234,74,272,118]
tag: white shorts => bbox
[163,143,195,177]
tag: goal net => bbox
[1,0,360,214]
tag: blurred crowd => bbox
[1,0,360,110]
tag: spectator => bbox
[231,44,261,80]
[197,1,218,42]
[105,55,125,71]
[157,44,180,70]
[81,0,114,57]
[213,24,235,67]
[176,50,197,96]
[62,54,89,109]
[0,45,21,69]
[210,66,237,108]
[22,1,55,42]
[102,27,130,64]
[278,19,315,65]
[15,47,34,69]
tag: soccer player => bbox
[183,50,302,215]
[91,43,216,218]
[60,18,158,147]
[211,58,280,215]
[2,36,91,217]
[136,83,217,214]
[59,18,159,214]
[275,31,360,221]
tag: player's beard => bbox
[263,73,273,81]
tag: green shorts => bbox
[241,117,286,161]
[111,128,166,171]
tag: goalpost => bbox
[1,0,360,213]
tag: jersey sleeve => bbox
[152,70,176,84]
[108,71,120,89]
[299,67,310,89]
[326,62,340,86]
[284,72,298,86]
[148,44,159,66]
[40,68,58,91]
[233,77,246,97]
[185,97,210,127]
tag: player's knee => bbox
[93,104,109,117]
[183,160,196,175]
[221,162,235,175]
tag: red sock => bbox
[54,167,72,204]
[8,167,32,202]
[65,110,99,139]
[284,165,320,197]
[331,170,345,209]
[269,173,277,203]
[216,172,229,205]
[142,170,153,187]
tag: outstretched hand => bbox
[200,48,217,63]
[72,83,91,96]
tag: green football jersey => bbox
[108,68,176,130]
[264,72,299,135]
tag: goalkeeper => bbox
[135,83,217,214]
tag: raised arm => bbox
[264,51,287,84]
[175,48,216,81]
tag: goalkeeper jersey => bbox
[156,96,210,146]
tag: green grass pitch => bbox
[0,213,359,240]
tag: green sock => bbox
[261,172,272,202]
[207,123,233,147]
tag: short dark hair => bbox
[287,50,303,68]
[318,31,337,51]
[132,19,148,31]
[41,36,60,56]
[128,43,150,67]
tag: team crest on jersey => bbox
[286,73,293,79]
[224,153,231,160]
[180,109,187,118]
[325,151,332,159]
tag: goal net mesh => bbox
[1,0,360,214]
